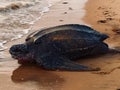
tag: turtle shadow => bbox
[11,65,65,90]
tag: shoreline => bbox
[0,0,60,58]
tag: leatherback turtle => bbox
[9,24,110,71]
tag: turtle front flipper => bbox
[36,53,99,71]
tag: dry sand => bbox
[0,0,120,90]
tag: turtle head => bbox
[9,44,35,64]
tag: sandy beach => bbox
[0,0,120,90]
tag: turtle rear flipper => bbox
[36,53,99,71]
[108,47,120,54]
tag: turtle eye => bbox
[19,44,28,53]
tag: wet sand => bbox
[0,0,120,90]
